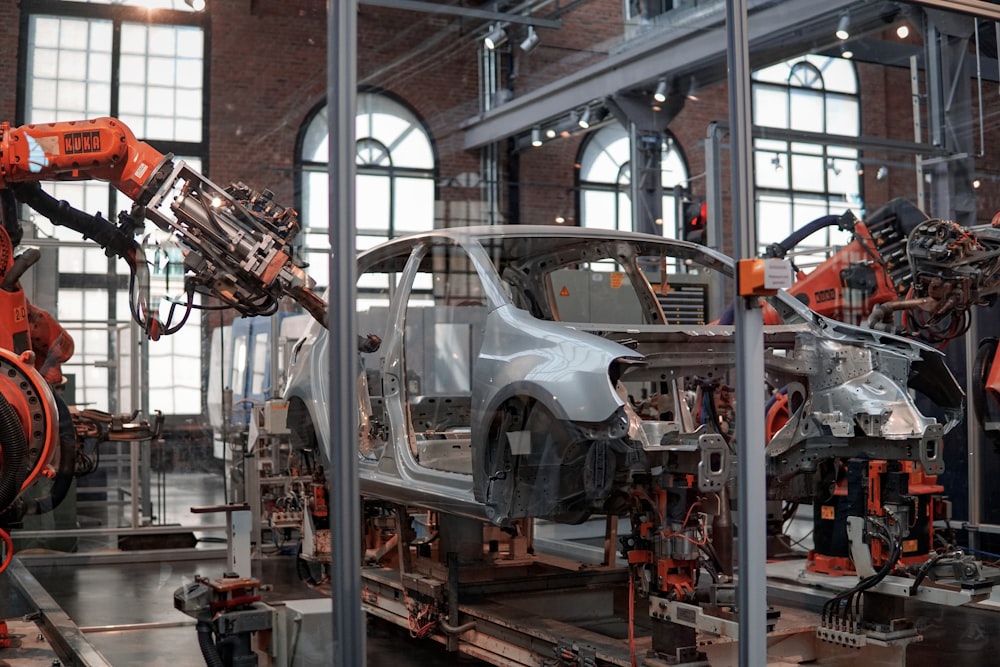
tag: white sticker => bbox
[763,258,794,290]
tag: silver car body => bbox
[283,226,963,524]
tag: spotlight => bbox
[836,13,850,40]
[686,77,699,102]
[520,26,540,53]
[484,25,507,50]
[653,78,668,104]
[896,24,909,39]
[531,126,542,147]
[185,0,206,9]
[577,107,591,129]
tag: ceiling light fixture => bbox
[484,24,507,50]
[686,76,699,102]
[577,107,591,129]
[520,26,540,53]
[653,78,668,104]
[531,126,542,147]
[836,13,850,40]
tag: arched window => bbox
[297,91,437,288]
[752,54,861,265]
[578,124,688,237]
[22,6,207,416]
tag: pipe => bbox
[866,296,937,329]
[439,619,477,635]
[711,487,733,577]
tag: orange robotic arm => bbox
[0,117,329,573]
[0,116,328,332]
[0,117,167,200]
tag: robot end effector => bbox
[0,117,328,337]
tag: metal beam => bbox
[462,0,868,148]
[751,125,947,157]
[905,0,1000,21]
[359,0,562,28]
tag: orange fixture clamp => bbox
[737,258,793,297]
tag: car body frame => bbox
[283,226,963,525]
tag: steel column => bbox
[328,1,366,665]
[725,1,767,665]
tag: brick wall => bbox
[0,0,18,121]
[5,0,1000,237]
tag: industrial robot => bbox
[0,117,328,574]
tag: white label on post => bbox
[763,258,794,290]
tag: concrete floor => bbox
[3,467,485,666]
[4,468,1000,665]
[9,553,486,667]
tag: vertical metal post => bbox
[228,508,252,578]
[911,56,925,210]
[329,2,365,666]
[704,122,726,322]
[966,316,982,551]
[138,316,150,525]
[130,439,140,528]
[725,2,767,665]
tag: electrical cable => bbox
[821,517,900,627]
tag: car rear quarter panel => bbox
[472,305,636,431]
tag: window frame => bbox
[751,54,862,263]
[17,0,210,415]
[577,123,689,237]
[294,90,440,284]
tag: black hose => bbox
[0,393,29,516]
[765,214,840,258]
[7,182,138,259]
[196,615,225,667]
